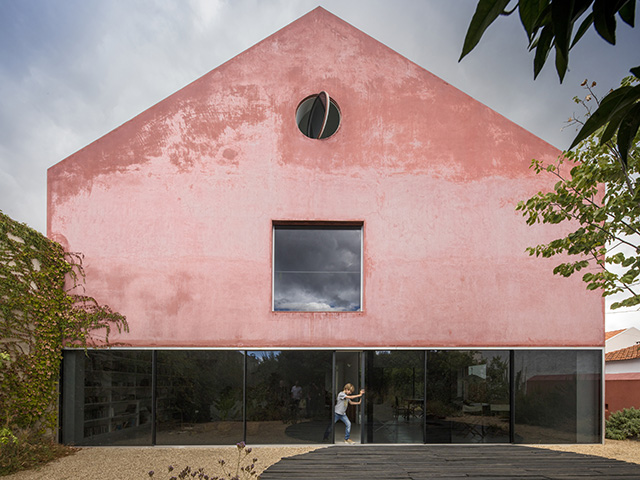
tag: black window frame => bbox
[272,221,363,313]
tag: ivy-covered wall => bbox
[0,210,127,436]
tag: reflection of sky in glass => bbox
[274,226,361,311]
[248,351,282,362]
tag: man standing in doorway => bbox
[324,383,365,443]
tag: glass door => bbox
[363,351,425,443]
[331,352,363,443]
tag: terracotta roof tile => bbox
[606,344,640,361]
[605,329,626,341]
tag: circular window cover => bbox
[296,92,341,139]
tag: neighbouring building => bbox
[605,327,640,417]
[49,8,604,446]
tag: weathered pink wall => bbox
[48,8,603,348]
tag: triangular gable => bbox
[49,7,558,203]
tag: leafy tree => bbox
[516,77,640,308]
[460,0,639,165]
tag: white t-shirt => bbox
[335,391,349,415]
[291,385,302,400]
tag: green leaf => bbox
[593,0,619,44]
[631,66,640,79]
[569,85,640,149]
[600,107,630,145]
[619,0,636,27]
[519,0,547,39]
[460,0,512,61]
[617,102,640,164]
[570,12,594,48]
[554,41,569,82]
[533,25,554,78]
[551,0,574,63]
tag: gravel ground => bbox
[533,438,640,465]
[3,445,321,480]
[4,440,639,479]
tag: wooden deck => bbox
[260,445,640,479]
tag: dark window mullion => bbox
[151,350,157,446]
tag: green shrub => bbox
[0,428,76,476]
[605,407,640,440]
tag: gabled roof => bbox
[606,344,640,362]
[605,328,626,341]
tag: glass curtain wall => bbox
[513,350,602,444]
[155,351,244,445]
[61,348,602,445]
[62,350,153,446]
[364,350,424,443]
[245,350,332,444]
[425,350,510,443]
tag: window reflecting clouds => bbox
[273,225,362,311]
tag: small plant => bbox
[606,407,640,440]
[148,442,260,480]
[0,428,77,476]
[0,427,17,446]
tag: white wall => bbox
[606,327,640,353]
[606,357,640,374]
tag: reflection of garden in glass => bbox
[61,348,603,445]
[513,350,601,444]
[155,351,244,445]
[246,350,332,444]
[426,350,510,444]
[364,350,424,443]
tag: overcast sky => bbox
[1,0,639,329]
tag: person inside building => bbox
[323,383,365,443]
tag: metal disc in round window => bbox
[296,92,341,139]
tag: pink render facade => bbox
[51,9,604,446]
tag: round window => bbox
[296,91,341,139]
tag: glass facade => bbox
[425,350,510,443]
[155,351,244,445]
[364,350,424,443]
[61,348,602,446]
[245,351,332,444]
[62,350,152,446]
[513,350,602,444]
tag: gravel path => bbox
[3,440,638,479]
[533,438,640,465]
[4,445,321,480]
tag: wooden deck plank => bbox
[260,445,640,479]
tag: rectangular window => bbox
[513,349,602,444]
[245,350,332,444]
[62,350,152,446]
[273,223,362,312]
[155,350,244,445]
[425,350,510,444]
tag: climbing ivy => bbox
[0,210,127,436]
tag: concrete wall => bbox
[47,8,603,348]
